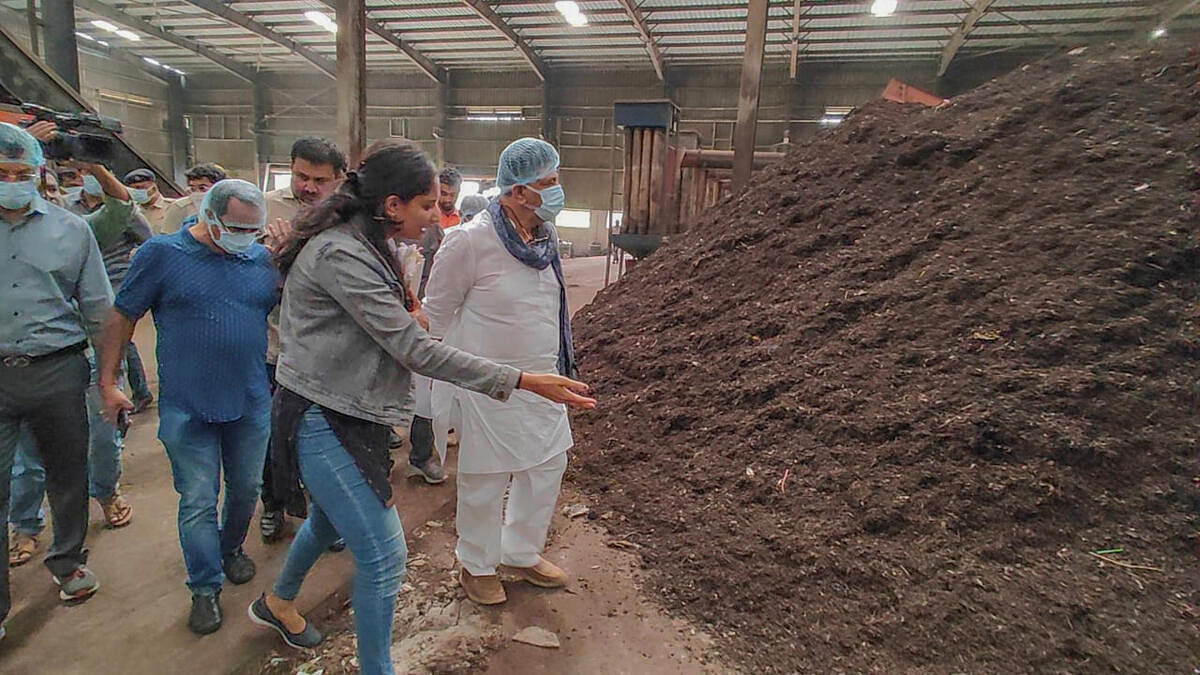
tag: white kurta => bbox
[423,211,573,475]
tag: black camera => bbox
[20,103,123,164]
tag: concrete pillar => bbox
[336,0,367,167]
[166,75,191,187]
[25,0,39,57]
[434,80,447,166]
[732,0,769,192]
[41,0,80,91]
[541,77,554,145]
[252,81,270,180]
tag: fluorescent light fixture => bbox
[304,10,337,33]
[91,19,118,32]
[115,29,140,40]
[143,56,161,66]
[565,12,588,26]
[1151,26,1167,38]
[97,40,110,47]
[76,32,95,41]
[870,0,897,17]
[554,1,580,13]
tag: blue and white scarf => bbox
[487,199,577,378]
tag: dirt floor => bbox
[1,255,726,674]
[568,40,1200,673]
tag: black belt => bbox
[1,341,88,368]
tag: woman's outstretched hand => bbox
[518,373,596,409]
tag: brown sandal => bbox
[99,492,133,528]
[8,533,37,567]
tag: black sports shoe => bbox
[260,509,286,543]
[248,594,323,649]
[222,548,256,585]
[189,592,223,635]
[388,430,404,448]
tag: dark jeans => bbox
[0,352,92,623]
[409,415,435,466]
[125,341,151,401]
[262,363,279,511]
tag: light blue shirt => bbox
[0,195,114,356]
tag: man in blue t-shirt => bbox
[96,179,279,636]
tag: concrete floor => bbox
[0,256,613,675]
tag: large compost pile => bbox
[568,41,1200,672]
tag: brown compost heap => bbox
[567,41,1200,672]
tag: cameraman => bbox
[0,123,109,632]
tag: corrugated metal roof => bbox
[1,0,1196,78]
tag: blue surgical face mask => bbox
[206,210,259,255]
[82,174,102,197]
[127,187,151,204]
[526,183,565,222]
[0,180,38,210]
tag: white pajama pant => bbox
[455,451,568,576]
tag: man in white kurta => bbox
[424,138,574,606]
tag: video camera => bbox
[20,103,123,164]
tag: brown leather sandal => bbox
[99,492,133,528]
[8,533,37,567]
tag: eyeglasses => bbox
[0,169,37,183]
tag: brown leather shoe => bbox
[459,569,506,605]
[507,557,569,588]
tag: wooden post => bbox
[733,0,769,192]
[628,128,643,233]
[647,128,664,234]
[336,0,367,167]
[621,127,634,233]
[637,128,653,234]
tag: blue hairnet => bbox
[200,178,266,228]
[460,193,489,219]
[0,122,45,169]
[496,137,559,193]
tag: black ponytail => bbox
[275,140,437,277]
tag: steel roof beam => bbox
[75,0,258,84]
[939,0,997,76]
[314,0,444,82]
[459,0,547,81]
[615,0,666,81]
[179,0,336,78]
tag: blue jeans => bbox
[8,425,44,536]
[125,342,151,401]
[8,364,123,534]
[158,402,270,594]
[274,407,406,675]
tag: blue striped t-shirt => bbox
[114,228,279,422]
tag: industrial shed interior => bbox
[0,0,1197,673]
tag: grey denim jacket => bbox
[275,223,521,426]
